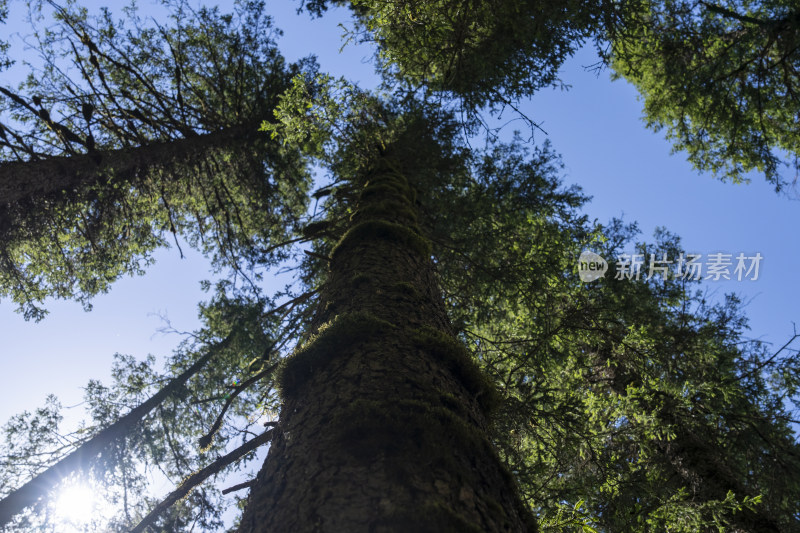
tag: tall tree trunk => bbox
[237,148,535,531]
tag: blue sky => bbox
[1,0,798,434]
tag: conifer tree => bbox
[1,2,799,532]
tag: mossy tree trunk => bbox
[237,149,535,531]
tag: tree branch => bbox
[129,429,274,533]
[700,1,771,27]
[0,333,232,529]
[729,328,800,383]
[197,361,279,450]
[221,480,256,495]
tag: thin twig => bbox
[730,327,800,383]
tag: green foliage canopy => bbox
[608,0,800,187]
[1,1,800,532]
[0,0,315,320]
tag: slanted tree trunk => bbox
[0,336,227,528]
[0,124,258,209]
[237,146,535,531]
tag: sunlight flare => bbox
[54,480,107,528]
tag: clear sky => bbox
[1,0,797,441]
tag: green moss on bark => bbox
[360,182,412,203]
[350,272,375,288]
[355,199,419,224]
[277,311,394,398]
[388,281,421,299]
[331,219,431,260]
[301,220,331,239]
[410,327,500,415]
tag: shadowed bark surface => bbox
[237,150,535,532]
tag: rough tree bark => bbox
[0,123,269,203]
[237,144,536,532]
[0,123,259,234]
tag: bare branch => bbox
[129,429,274,533]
